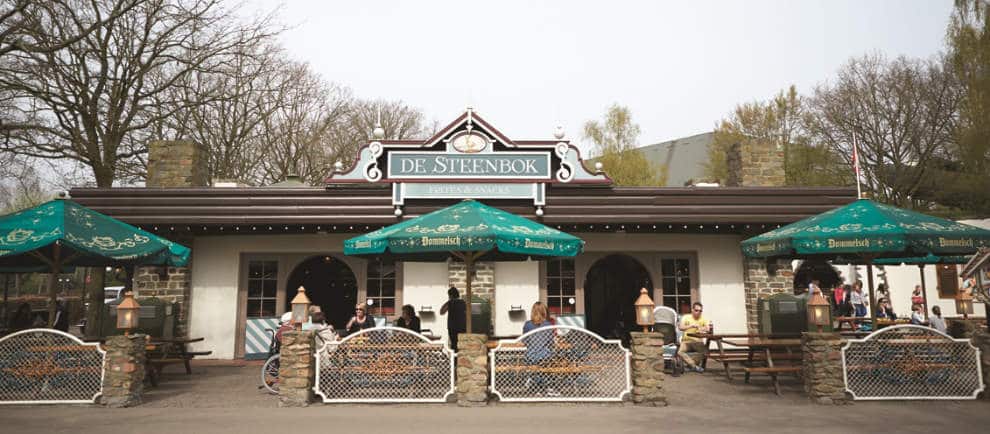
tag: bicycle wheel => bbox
[261,354,281,395]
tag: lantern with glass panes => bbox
[116,291,141,335]
[290,286,311,330]
[634,288,656,332]
[806,291,831,332]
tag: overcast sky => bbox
[245,0,954,154]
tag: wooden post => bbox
[866,262,877,328]
[919,265,929,321]
[464,252,475,335]
[47,242,62,328]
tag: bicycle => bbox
[259,328,281,395]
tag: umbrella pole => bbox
[464,252,475,335]
[919,265,929,321]
[47,242,62,328]
[866,262,877,329]
[2,274,9,327]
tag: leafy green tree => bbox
[584,104,667,186]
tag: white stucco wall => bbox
[401,262,450,343]
[186,231,751,358]
[578,233,748,334]
[187,233,353,359]
[494,261,539,336]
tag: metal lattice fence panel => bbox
[0,329,106,404]
[314,327,455,403]
[842,325,985,400]
[490,326,631,402]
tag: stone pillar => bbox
[143,140,207,336]
[101,334,147,408]
[740,138,786,187]
[629,332,667,406]
[802,332,848,405]
[278,330,315,407]
[743,258,794,333]
[972,329,990,400]
[456,333,488,406]
[448,260,495,333]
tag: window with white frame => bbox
[660,258,694,314]
[546,259,576,314]
[367,257,396,316]
[247,260,278,317]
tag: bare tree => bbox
[803,54,962,207]
[255,61,351,186]
[0,0,278,187]
[0,0,144,57]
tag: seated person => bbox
[929,306,947,333]
[677,302,710,373]
[345,303,376,336]
[394,304,421,333]
[275,312,294,345]
[876,299,897,320]
[306,311,338,343]
[909,304,925,325]
[522,302,555,395]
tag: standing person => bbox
[851,280,867,318]
[832,284,846,315]
[394,304,421,333]
[677,302,710,373]
[440,287,467,352]
[911,285,925,307]
[929,306,947,334]
[52,298,69,332]
[345,303,375,336]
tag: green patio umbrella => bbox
[742,198,990,326]
[345,199,584,334]
[0,198,190,327]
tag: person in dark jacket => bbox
[394,304,421,333]
[53,299,69,332]
[440,287,467,351]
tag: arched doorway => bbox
[583,254,654,339]
[285,256,358,330]
[793,259,842,295]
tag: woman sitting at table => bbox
[522,302,555,394]
[909,304,926,325]
[876,299,897,320]
[345,303,376,336]
[394,304,421,333]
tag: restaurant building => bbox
[70,109,857,359]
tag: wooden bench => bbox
[742,365,803,395]
[144,338,210,386]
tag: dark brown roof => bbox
[68,185,856,233]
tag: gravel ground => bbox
[0,361,986,433]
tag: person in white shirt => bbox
[850,280,866,318]
[929,306,947,333]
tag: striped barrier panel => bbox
[245,317,279,360]
[555,314,586,329]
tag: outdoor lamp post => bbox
[290,286,311,330]
[955,291,974,319]
[807,291,831,332]
[634,288,655,332]
[116,291,140,335]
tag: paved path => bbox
[0,364,985,433]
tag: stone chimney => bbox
[741,138,785,187]
[146,140,208,187]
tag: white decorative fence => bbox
[842,325,984,400]
[314,327,455,403]
[0,329,106,404]
[489,325,631,402]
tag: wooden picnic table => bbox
[721,337,803,396]
[686,333,800,379]
[144,337,210,386]
[834,316,871,331]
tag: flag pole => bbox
[852,133,863,199]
